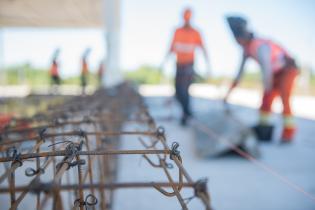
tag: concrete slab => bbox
[113,96,315,210]
[139,84,315,120]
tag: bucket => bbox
[252,124,274,142]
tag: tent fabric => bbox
[0,0,103,27]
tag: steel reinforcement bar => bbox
[0,83,212,210]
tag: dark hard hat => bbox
[226,16,249,39]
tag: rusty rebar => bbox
[0,83,212,210]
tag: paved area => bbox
[114,96,315,210]
[2,84,314,120]
[0,85,314,209]
[139,84,315,120]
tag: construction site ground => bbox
[114,90,315,210]
[0,84,314,210]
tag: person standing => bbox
[97,60,105,87]
[49,49,61,93]
[224,16,299,143]
[81,48,91,95]
[163,8,210,125]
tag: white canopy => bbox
[0,0,103,27]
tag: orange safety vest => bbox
[171,26,203,65]
[244,38,290,73]
[50,62,59,76]
[0,114,12,132]
[98,64,104,77]
[82,60,89,75]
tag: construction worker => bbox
[97,60,105,87]
[224,16,299,143]
[50,49,61,88]
[0,114,12,133]
[163,8,210,125]
[81,48,91,95]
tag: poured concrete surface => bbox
[113,96,315,210]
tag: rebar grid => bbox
[0,83,212,210]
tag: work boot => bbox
[187,110,193,118]
[180,115,187,126]
[279,140,292,145]
[181,113,193,126]
[280,127,296,143]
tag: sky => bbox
[1,0,315,78]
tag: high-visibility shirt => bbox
[170,26,203,64]
[50,62,59,76]
[0,114,12,132]
[244,38,290,73]
[82,60,89,75]
[98,64,105,77]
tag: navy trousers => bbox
[175,63,194,117]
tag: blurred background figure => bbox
[49,48,61,94]
[162,8,211,126]
[81,48,91,95]
[224,16,299,143]
[0,114,12,132]
[98,60,105,87]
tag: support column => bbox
[103,0,123,87]
[0,28,5,85]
